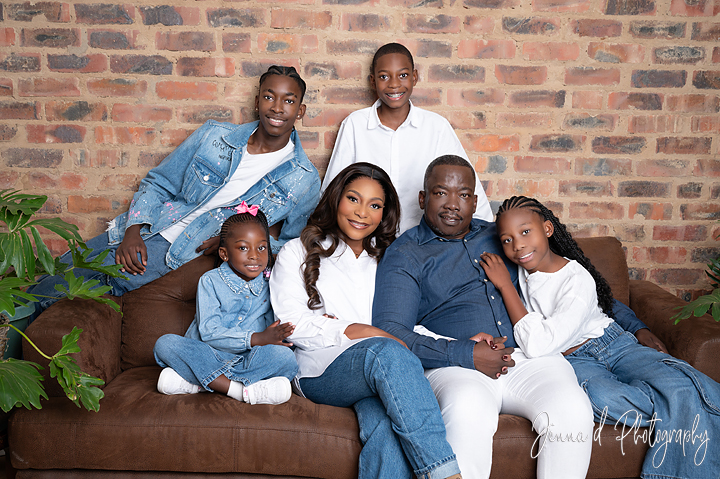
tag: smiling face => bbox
[419,164,477,240]
[336,177,386,256]
[371,52,418,113]
[254,74,306,143]
[496,207,557,275]
[218,222,270,282]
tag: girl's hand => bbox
[344,323,408,349]
[252,320,295,347]
[479,252,513,291]
[469,333,508,350]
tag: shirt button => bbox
[483,279,488,282]
[491,295,495,299]
[203,175,210,181]
[497,321,502,326]
[474,259,478,263]
[238,316,243,320]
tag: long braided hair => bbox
[301,162,400,310]
[218,210,274,274]
[496,196,616,318]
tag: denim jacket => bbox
[106,120,321,268]
[184,262,273,354]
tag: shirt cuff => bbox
[450,339,477,370]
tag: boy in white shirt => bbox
[322,42,492,233]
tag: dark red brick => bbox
[403,14,460,34]
[508,90,564,108]
[138,151,169,167]
[7,2,70,22]
[156,81,217,101]
[678,182,703,199]
[110,55,172,75]
[156,31,214,51]
[47,53,107,73]
[304,62,362,80]
[271,9,331,29]
[139,6,199,26]
[495,179,555,198]
[0,125,17,141]
[630,21,686,38]
[681,203,720,220]
[111,104,171,122]
[342,13,391,32]
[633,246,687,264]
[447,88,504,107]
[563,113,616,131]
[0,101,39,120]
[656,136,712,154]
[514,156,571,173]
[457,39,514,59]
[533,0,591,11]
[712,184,720,199]
[523,42,579,61]
[572,91,603,109]
[20,27,79,47]
[691,22,720,41]
[222,33,251,53]
[464,0,520,7]
[75,4,134,24]
[258,34,318,55]
[475,155,508,174]
[529,134,584,152]
[653,46,705,64]
[177,58,234,77]
[95,126,155,145]
[88,29,140,49]
[618,181,670,197]
[666,94,720,112]
[671,0,719,16]
[206,8,265,28]
[496,113,552,129]
[691,114,720,132]
[466,134,520,153]
[631,70,686,88]
[496,65,546,85]
[559,180,613,197]
[71,149,129,168]
[636,159,691,176]
[649,268,703,286]
[321,87,375,105]
[628,115,681,134]
[692,71,720,89]
[326,39,382,55]
[571,19,622,37]
[695,159,720,177]
[0,53,40,72]
[576,157,632,176]
[504,17,560,35]
[87,78,147,97]
[407,88,442,107]
[445,111,487,129]
[323,0,379,5]
[46,101,107,121]
[616,226,646,243]
[566,223,612,238]
[692,247,720,263]
[592,136,646,154]
[3,148,63,167]
[177,106,234,124]
[302,108,354,128]
[403,39,453,58]
[653,225,707,241]
[0,79,13,97]
[569,202,623,220]
[464,16,495,34]
[19,78,79,96]
[0,28,14,47]
[27,124,86,143]
[604,0,656,15]
[565,67,620,86]
[588,43,645,63]
[429,64,485,82]
[608,92,662,110]
[714,47,720,63]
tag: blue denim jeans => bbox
[27,233,172,321]
[299,338,459,479]
[153,334,298,389]
[567,321,720,479]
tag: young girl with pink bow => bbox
[153,205,298,405]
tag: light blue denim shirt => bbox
[106,120,321,267]
[184,262,273,354]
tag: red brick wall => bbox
[1,0,718,299]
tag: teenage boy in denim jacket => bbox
[29,66,320,319]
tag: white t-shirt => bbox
[514,260,614,358]
[322,100,493,234]
[161,138,293,244]
[270,237,377,380]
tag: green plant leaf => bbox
[56,326,82,356]
[673,290,720,324]
[0,359,47,413]
[0,277,36,316]
[19,229,36,280]
[30,225,55,276]
[28,218,84,245]
[48,329,104,411]
[0,190,46,217]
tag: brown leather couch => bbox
[9,237,720,479]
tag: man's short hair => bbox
[423,155,475,191]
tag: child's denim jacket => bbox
[184,262,273,354]
[106,120,321,266]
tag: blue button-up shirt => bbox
[373,218,517,369]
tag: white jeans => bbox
[425,351,593,479]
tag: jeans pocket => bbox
[661,358,720,416]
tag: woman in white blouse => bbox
[270,163,462,479]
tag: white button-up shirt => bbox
[270,237,377,379]
[322,100,493,234]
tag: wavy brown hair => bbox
[301,163,400,310]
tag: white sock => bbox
[226,381,246,402]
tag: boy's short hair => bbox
[423,155,475,191]
[259,65,307,103]
[371,43,414,75]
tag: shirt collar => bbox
[367,99,420,130]
[416,217,492,245]
[217,261,267,296]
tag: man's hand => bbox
[116,224,147,275]
[635,328,668,354]
[473,339,514,379]
[251,320,295,347]
[196,236,221,256]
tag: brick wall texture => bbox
[1,0,719,299]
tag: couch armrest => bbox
[23,296,123,398]
[629,280,720,383]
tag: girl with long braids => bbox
[153,206,298,405]
[480,195,720,479]
[270,163,463,479]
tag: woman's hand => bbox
[252,320,295,347]
[479,252,513,291]
[116,224,147,275]
[470,333,507,350]
[344,323,408,349]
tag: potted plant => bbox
[671,229,720,323]
[0,189,125,413]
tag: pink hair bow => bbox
[234,201,259,216]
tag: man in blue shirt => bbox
[373,155,661,479]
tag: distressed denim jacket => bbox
[106,120,321,268]
[184,262,273,354]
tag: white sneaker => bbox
[157,368,201,395]
[244,377,292,405]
